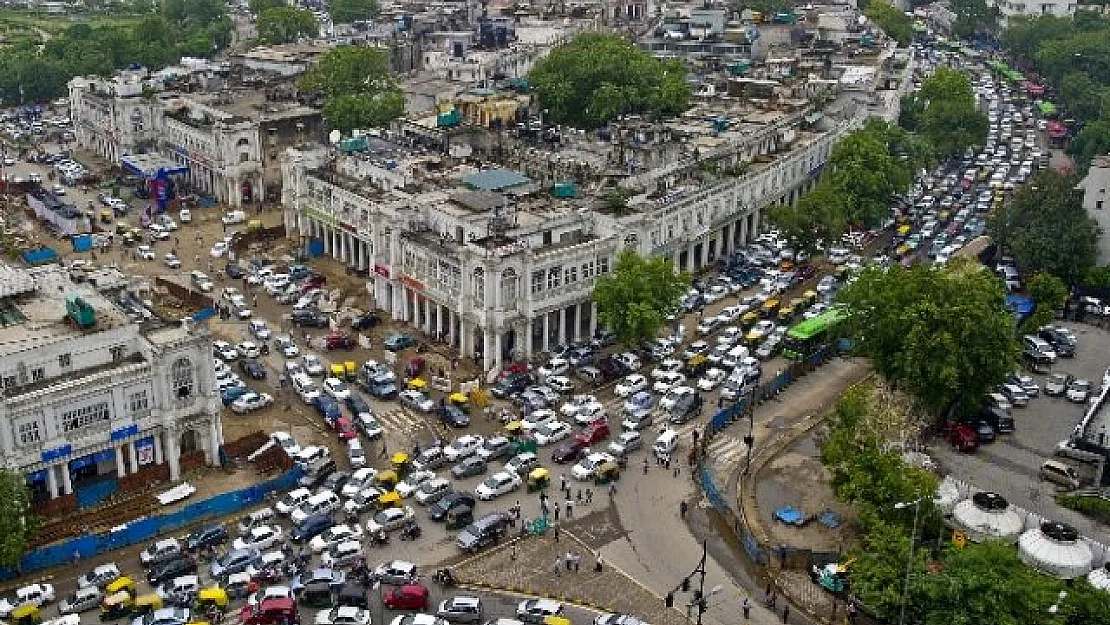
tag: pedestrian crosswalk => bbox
[706,433,748,466]
[375,408,433,436]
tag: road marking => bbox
[376,408,431,435]
[707,435,745,464]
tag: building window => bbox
[473,267,485,302]
[565,266,578,283]
[500,268,519,305]
[171,358,194,399]
[1098,200,1104,211]
[547,267,562,290]
[599,257,610,274]
[17,421,40,445]
[110,345,126,362]
[129,390,150,415]
[531,271,544,295]
[61,402,110,433]
[31,367,44,382]
[582,261,595,280]
[2,375,15,390]
[58,353,71,369]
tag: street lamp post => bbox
[664,540,722,625]
[894,498,923,625]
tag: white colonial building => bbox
[281,110,853,373]
[0,265,221,501]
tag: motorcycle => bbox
[433,569,456,587]
[369,529,389,547]
[399,521,421,541]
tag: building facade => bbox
[0,265,222,501]
[1078,155,1110,265]
[282,114,852,374]
[68,74,265,207]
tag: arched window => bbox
[237,137,250,147]
[171,358,194,399]
[473,267,485,303]
[500,268,518,305]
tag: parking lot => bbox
[930,320,1110,543]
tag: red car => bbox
[334,416,357,441]
[944,422,978,453]
[241,598,298,625]
[324,333,355,350]
[382,584,429,610]
[576,422,611,445]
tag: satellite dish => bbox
[329,129,341,144]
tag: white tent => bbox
[1087,563,1110,591]
[934,476,961,516]
[951,492,1023,543]
[1018,522,1094,580]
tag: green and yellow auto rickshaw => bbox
[445,505,473,531]
[527,468,550,493]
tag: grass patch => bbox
[1057,493,1110,525]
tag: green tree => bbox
[249,0,286,14]
[769,182,849,254]
[839,260,1020,416]
[328,0,379,23]
[300,46,403,134]
[0,469,34,569]
[1067,120,1110,172]
[864,1,912,46]
[528,33,691,129]
[826,129,910,228]
[917,68,989,158]
[1024,273,1068,332]
[593,250,688,346]
[989,170,1100,285]
[951,0,999,38]
[898,94,925,131]
[1001,14,1074,62]
[1059,72,1108,122]
[843,519,926,620]
[257,6,318,44]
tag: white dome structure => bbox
[934,477,961,516]
[1018,522,1094,580]
[1087,563,1110,591]
[950,492,1024,543]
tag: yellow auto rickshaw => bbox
[447,392,470,413]
[390,452,411,475]
[12,603,41,625]
[100,591,133,621]
[376,490,402,510]
[114,222,130,235]
[594,461,620,485]
[343,362,357,382]
[407,377,427,391]
[247,219,263,232]
[106,577,137,597]
[504,421,523,437]
[777,303,796,323]
[527,468,550,493]
[100,210,113,224]
[132,594,162,616]
[195,588,228,613]
[896,224,912,237]
[761,298,780,318]
[543,616,572,625]
[740,310,760,327]
[802,290,819,306]
[376,469,399,489]
[329,363,345,379]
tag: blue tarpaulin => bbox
[774,506,805,526]
[71,234,93,252]
[22,247,56,265]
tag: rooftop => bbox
[462,168,531,192]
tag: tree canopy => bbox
[913,68,989,158]
[1024,273,1068,332]
[299,46,404,134]
[987,170,1100,285]
[950,0,999,38]
[257,6,318,44]
[839,260,1020,417]
[826,123,914,228]
[328,0,380,24]
[593,250,688,346]
[863,1,912,46]
[0,469,34,569]
[1068,120,1110,172]
[528,33,691,129]
[769,182,848,255]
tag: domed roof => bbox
[1018,522,1094,580]
[951,492,1023,543]
[1086,562,1110,591]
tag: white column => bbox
[589,302,598,338]
[209,420,221,466]
[482,330,493,372]
[154,433,164,465]
[448,310,456,347]
[525,319,533,360]
[542,313,550,353]
[115,446,126,476]
[438,305,446,341]
[127,441,139,474]
[61,466,73,495]
[167,434,181,481]
[495,331,503,371]
[558,307,567,347]
[701,237,710,267]
[46,466,59,499]
[423,300,432,335]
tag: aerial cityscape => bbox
[0,0,1108,623]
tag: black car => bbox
[1039,327,1076,357]
[346,394,371,415]
[963,419,997,443]
[351,313,380,331]
[298,459,336,488]
[491,373,533,399]
[292,309,329,327]
[450,457,487,479]
[225,263,245,279]
[440,405,470,428]
[668,393,704,424]
[185,524,228,552]
[429,492,476,521]
[980,407,1015,435]
[147,555,197,585]
[321,470,350,494]
[240,360,267,380]
[289,514,334,543]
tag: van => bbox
[292,373,320,404]
[222,210,246,225]
[1040,460,1080,489]
[290,490,341,524]
[653,429,678,460]
[237,507,276,536]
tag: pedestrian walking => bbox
[609,482,617,497]
[553,525,560,542]
[554,556,562,575]
[846,602,857,623]
[594,554,603,573]
[379,441,388,459]
[511,545,517,561]
[576,489,582,503]
[573,552,581,572]
[680,500,688,518]
[742,598,750,620]
[585,488,593,504]
[565,552,574,571]
[782,605,789,623]
[566,499,574,518]
[553,504,560,521]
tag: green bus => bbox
[782,306,847,360]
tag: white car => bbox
[237,341,262,359]
[323,378,352,401]
[399,390,435,413]
[341,468,380,498]
[137,245,155,260]
[653,372,686,394]
[475,471,522,500]
[697,369,727,391]
[163,253,181,269]
[444,435,485,461]
[394,470,436,498]
[213,341,239,361]
[275,336,299,358]
[660,386,696,411]
[367,506,416,533]
[316,607,372,625]
[560,395,600,418]
[573,403,607,426]
[651,359,683,381]
[572,452,617,481]
[275,487,312,516]
[534,421,572,446]
[414,478,452,505]
[521,409,558,432]
[608,431,642,457]
[210,241,229,258]
[302,355,326,376]
[1067,379,1092,403]
[247,586,292,609]
[7,583,55,613]
[232,392,273,413]
[615,374,649,398]
[717,326,743,345]
[309,524,365,553]
[249,320,271,340]
[232,524,283,551]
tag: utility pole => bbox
[665,540,721,625]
